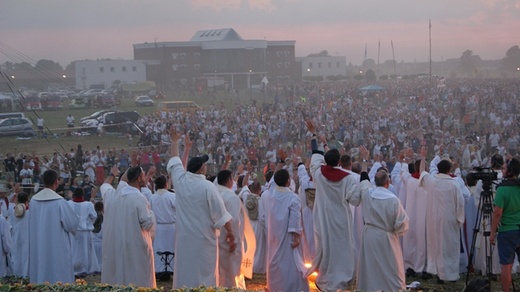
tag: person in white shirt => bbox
[66,114,75,128]
[149,175,176,275]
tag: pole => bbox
[429,19,432,92]
[391,40,397,77]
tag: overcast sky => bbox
[1,0,519,67]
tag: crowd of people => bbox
[0,77,520,291]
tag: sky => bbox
[1,0,519,67]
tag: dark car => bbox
[103,111,142,134]
[135,95,155,107]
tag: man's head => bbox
[274,169,290,187]
[491,154,504,170]
[154,175,168,191]
[374,169,390,188]
[250,180,262,195]
[324,149,341,166]
[187,154,209,174]
[437,160,452,174]
[73,188,84,200]
[42,169,59,189]
[217,170,234,188]
[504,158,520,179]
[340,154,352,170]
[351,162,362,174]
[127,166,146,187]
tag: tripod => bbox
[466,180,495,291]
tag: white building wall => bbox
[75,60,148,89]
[298,56,347,78]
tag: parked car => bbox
[0,117,35,136]
[135,95,155,107]
[25,96,42,110]
[42,95,63,110]
[80,110,141,134]
[148,90,165,99]
[94,94,117,108]
[69,97,88,109]
[80,110,117,123]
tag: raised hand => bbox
[305,118,316,134]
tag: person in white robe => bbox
[216,170,253,289]
[296,159,316,263]
[100,165,128,285]
[243,180,266,274]
[9,191,29,278]
[429,152,471,273]
[266,168,309,292]
[102,165,156,287]
[150,175,176,275]
[306,120,361,291]
[0,212,12,277]
[167,126,235,288]
[419,153,465,282]
[400,158,429,275]
[67,188,99,277]
[356,170,409,292]
[340,156,362,266]
[29,170,79,284]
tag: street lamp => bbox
[63,75,67,79]
[11,75,15,79]
[249,69,253,97]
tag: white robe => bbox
[29,188,79,284]
[216,184,246,289]
[401,165,428,273]
[297,163,316,262]
[100,181,126,284]
[149,188,176,273]
[67,200,99,275]
[420,172,465,281]
[100,181,156,287]
[266,185,309,292]
[167,156,232,288]
[0,215,12,277]
[357,183,409,292]
[9,207,28,277]
[309,153,360,290]
[253,191,267,274]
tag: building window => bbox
[309,62,313,69]
[179,53,187,57]
[172,53,178,60]
[276,51,283,57]
[110,67,115,72]
[336,62,340,68]
[194,64,201,69]
[122,66,126,72]
[132,66,137,72]
[194,52,200,57]
[172,64,178,71]
[318,63,321,69]
[277,62,283,68]
[99,67,104,73]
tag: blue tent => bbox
[359,84,385,91]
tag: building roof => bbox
[190,28,243,42]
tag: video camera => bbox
[470,167,498,182]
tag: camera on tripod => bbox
[470,167,498,182]
[470,167,498,195]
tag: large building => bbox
[75,60,148,90]
[133,28,297,90]
[297,56,347,79]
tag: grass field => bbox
[0,89,266,156]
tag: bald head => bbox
[374,170,390,188]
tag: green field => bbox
[0,89,268,156]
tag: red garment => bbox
[321,165,349,182]
[411,172,420,179]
